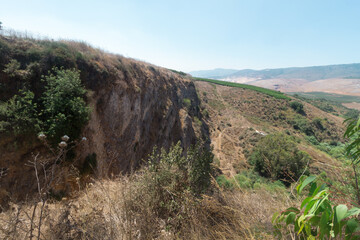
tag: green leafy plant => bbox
[41,68,90,143]
[273,175,360,239]
[0,89,40,135]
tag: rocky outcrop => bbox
[80,62,206,175]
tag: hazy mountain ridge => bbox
[191,63,360,96]
[191,63,360,81]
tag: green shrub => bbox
[312,117,325,130]
[0,68,90,143]
[292,116,314,136]
[290,101,305,114]
[0,89,40,135]
[187,142,214,194]
[131,141,213,233]
[41,68,90,143]
[216,175,234,190]
[148,141,213,195]
[249,133,310,184]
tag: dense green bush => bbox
[249,133,310,184]
[291,116,314,136]
[290,101,305,114]
[41,68,90,142]
[0,89,40,135]
[0,68,89,143]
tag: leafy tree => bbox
[41,68,90,143]
[249,132,310,184]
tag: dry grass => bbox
[0,173,295,240]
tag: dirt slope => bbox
[195,81,346,176]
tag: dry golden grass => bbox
[0,174,295,240]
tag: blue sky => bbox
[1,0,360,72]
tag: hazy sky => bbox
[1,0,360,72]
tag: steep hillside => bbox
[194,79,347,179]
[0,35,208,204]
[1,34,359,239]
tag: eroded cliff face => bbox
[0,37,208,205]
[80,63,206,176]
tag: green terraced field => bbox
[193,77,291,100]
[288,92,360,103]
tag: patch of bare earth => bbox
[227,77,360,97]
[343,102,360,110]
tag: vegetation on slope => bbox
[1,141,287,239]
[249,133,310,184]
[0,68,90,143]
[290,92,360,103]
[3,32,360,239]
[291,92,360,119]
[193,77,291,100]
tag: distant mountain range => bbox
[190,63,360,96]
[190,63,360,81]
